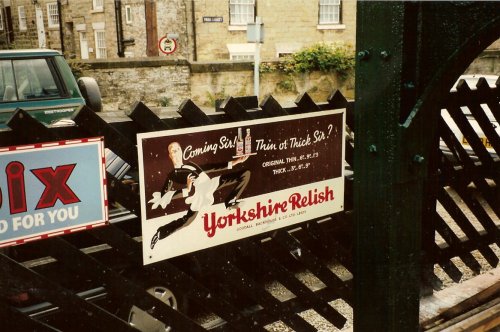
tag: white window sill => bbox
[317,24,346,30]
[91,8,104,14]
[228,25,247,31]
[48,25,59,29]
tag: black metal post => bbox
[57,0,64,54]
[354,2,422,330]
[114,0,125,57]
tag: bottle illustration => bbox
[236,127,244,156]
[245,128,252,155]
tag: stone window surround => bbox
[92,0,104,13]
[317,24,346,30]
[319,0,341,25]
[18,6,27,31]
[93,22,107,59]
[229,0,255,27]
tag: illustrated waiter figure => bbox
[149,142,250,249]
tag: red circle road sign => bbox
[158,36,178,55]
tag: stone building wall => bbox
[77,58,354,112]
[193,0,357,61]
[155,0,189,59]
[465,40,500,75]
[65,0,118,59]
[2,0,356,63]
[77,57,192,111]
[7,0,37,49]
[120,0,147,58]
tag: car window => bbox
[0,60,17,101]
[12,58,62,101]
[54,55,81,98]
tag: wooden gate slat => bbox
[302,219,353,272]
[73,106,138,168]
[295,92,322,113]
[219,97,254,121]
[127,101,172,131]
[0,253,141,332]
[89,225,267,331]
[0,300,62,332]
[440,119,500,217]
[438,258,464,283]
[237,239,347,328]
[178,99,216,126]
[451,185,499,246]
[199,249,318,332]
[260,94,289,117]
[433,214,483,274]
[7,108,65,143]
[446,105,495,172]
[272,230,352,303]
[36,237,207,332]
[437,188,500,267]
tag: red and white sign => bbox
[138,110,345,264]
[158,36,177,55]
[0,138,108,247]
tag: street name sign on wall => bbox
[203,16,223,23]
[138,110,345,264]
[0,138,108,247]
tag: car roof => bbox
[0,49,62,58]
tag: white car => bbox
[441,74,499,159]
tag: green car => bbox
[0,49,101,128]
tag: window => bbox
[0,58,63,102]
[93,0,104,11]
[227,43,256,61]
[0,10,4,31]
[18,6,27,31]
[125,5,132,24]
[275,43,302,58]
[229,0,255,26]
[232,54,254,61]
[95,30,107,59]
[319,0,341,24]
[47,3,59,28]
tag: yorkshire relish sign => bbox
[138,110,345,264]
[0,138,107,247]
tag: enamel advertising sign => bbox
[138,110,345,264]
[0,138,108,247]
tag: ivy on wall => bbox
[260,43,355,79]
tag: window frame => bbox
[227,43,256,61]
[229,0,255,27]
[0,9,4,31]
[92,0,104,12]
[230,54,254,61]
[125,5,132,24]
[94,30,107,59]
[18,6,27,31]
[0,57,68,103]
[47,3,60,29]
[319,0,341,25]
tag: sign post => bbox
[247,17,264,98]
